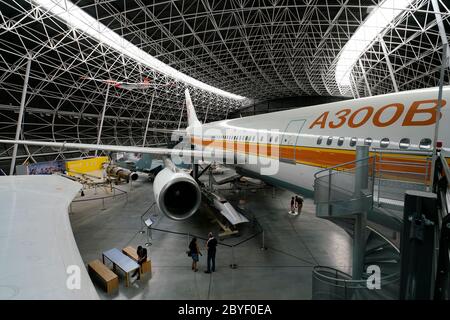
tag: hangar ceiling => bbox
[0,0,449,169]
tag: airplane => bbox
[80,76,176,90]
[2,86,449,222]
[114,152,164,181]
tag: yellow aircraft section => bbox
[66,156,109,176]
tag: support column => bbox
[349,80,357,99]
[399,191,438,299]
[191,141,198,180]
[204,104,209,124]
[430,0,449,189]
[351,74,360,98]
[10,56,32,175]
[353,145,369,280]
[143,92,155,147]
[177,100,185,131]
[95,85,110,156]
[379,36,399,92]
[192,163,199,180]
[358,60,372,96]
[431,0,450,67]
[431,44,448,189]
[208,166,213,190]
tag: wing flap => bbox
[219,202,249,225]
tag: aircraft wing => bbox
[0,175,99,299]
[0,139,241,163]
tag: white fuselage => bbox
[187,87,450,194]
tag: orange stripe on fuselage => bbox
[190,137,434,180]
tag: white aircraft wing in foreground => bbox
[0,175,99,299]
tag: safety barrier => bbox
[138,203,266,269]
[70,186,128,212]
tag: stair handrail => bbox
[313,156,374,179]
[314,149,433,179]
[371,148,433,156]
[366,225,400,253]
[313,265,401,288]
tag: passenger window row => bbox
[208,135,432,150]
[213,135,280,143]
[315,136,432,150]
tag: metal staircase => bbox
[312,146,432,300]
[312,223,401,299]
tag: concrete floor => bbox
[69,175,352,299]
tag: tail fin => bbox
[135,153,153,172]
[185,89,201,127]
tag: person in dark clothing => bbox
[290,197,295,213]
[132,245,147,280]
[189,237,202,272]
[205,232,218,273]
[296,196,304,214]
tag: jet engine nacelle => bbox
[153,167,201,220]
[106,164,139,182]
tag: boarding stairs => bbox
[312,147,432,299]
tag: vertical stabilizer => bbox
[185,89,201,128]
[135,153,153,172]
